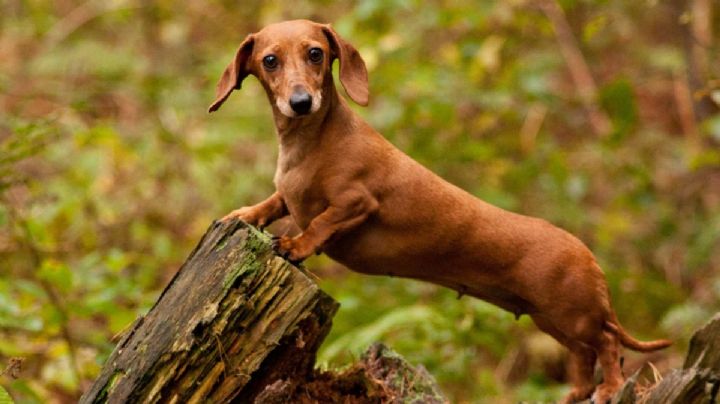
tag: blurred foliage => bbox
[0,386,13,404]
[1,0,719,403]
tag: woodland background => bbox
[1,0,719,402]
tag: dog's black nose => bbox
[289,91,312,115]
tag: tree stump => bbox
[255,342,447,403]
[79,219,339,403]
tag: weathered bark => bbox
[684,312,720,373]
[79,218,339,403]
[613,313,720,404]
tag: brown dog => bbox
[209,19,671,403]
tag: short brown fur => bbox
[209,20,671,403]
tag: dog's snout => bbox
[289,91,313,115]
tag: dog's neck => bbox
[271,80,355,173]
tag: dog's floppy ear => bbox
[322,25,369,106]
[208,34,255,113]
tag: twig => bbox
[535,0,613,137]
[43,0,143,50]
[214,334,230,379]
[690,0,712,78]
[1,357,24,379]
[519,103,548,155]
[647,361,663,385]
[673,72,699,144]
[678,0,718,123]
[494,346,522,383]
[10,209,83,387]
[37,276,84,387]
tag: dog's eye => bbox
[262,55,278,71]
[308,48,323,64]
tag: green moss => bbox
[221,228,273,293]
[246,224,272,243]
[214,238,229,252]
[96,370,124,403]
[361,343,447,402]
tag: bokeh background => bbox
[1,0,719,402]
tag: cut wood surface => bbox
[79,218,339,403]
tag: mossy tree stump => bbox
[79,219,339,403]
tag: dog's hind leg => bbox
[565,344,597,403]
[591,330,623,404]
[531,314,597,404]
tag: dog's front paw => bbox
[221,207,266,228]
[271,235,315,264]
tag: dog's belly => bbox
[323,220,539,317]
[326,240,536,316]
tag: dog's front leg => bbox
[221,191,288,229]
[272,189,378,263]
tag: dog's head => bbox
[208,20,368,117]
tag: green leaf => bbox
[704,114,720,142]
[0,386,14,404]
[583,14,607,43]
[599,78,638,141]
[37,259,73,293]
[319,305,441,363]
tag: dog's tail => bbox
[604,315,672,352]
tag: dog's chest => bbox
[274,160,326,230]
